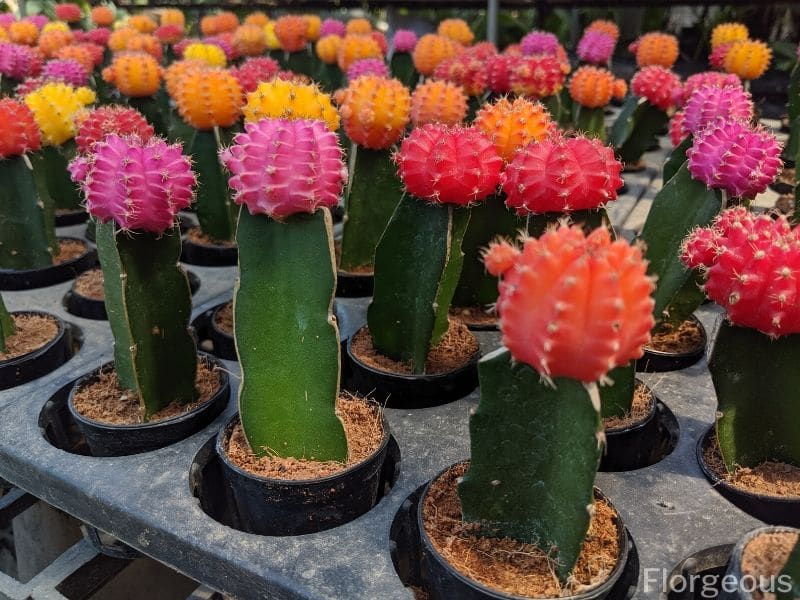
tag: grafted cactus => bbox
[411,34,460,77]
[569,66,615,139]
[723,39,772,81]
[243,78,339,131]
[102,52,168,136]
[459,225,654,581]
[390,29,417,87]
[221,118,348,461]
[631,32,679,68]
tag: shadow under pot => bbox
[636,315,707,373]
[55,208,89,227]
[697,426,800,528]
[214,397,394,536]
[181,227,238,267]
[63,268,201,321]
[0,311,75,390]
[344,325,480,409]
[414,462,636,600]
[601,381,680,472]
[717,526,799,600]
[67,354,231,457]
[0,238,97,290]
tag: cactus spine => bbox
[0,294,14,352]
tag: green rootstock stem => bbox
[639,162,721,324]
[96,221,198,418]
[452,194,527,308]
[710,322,800,470]
[389,53,418,89]
[129,92,170,138]
[234,208,346,462]
[34,143,82,211]
[662,135,692,184]
[600,362,636,420]
[188,127,237,242]
[0,155,54,270]
[339,146,404,272]
[610,96,668,166]
[543,89,572,129]
[0,294,14,353]
[368,199,469,374]
[778,541,800,600]
[573,105,607,142]
[284,49,315,77]
[458,348,602,581]
[315,62,343,93]
[527,207,611,239]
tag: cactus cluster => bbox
[412,33,461,76]
[687,119,782,199]
[0,98,41,158]
[630,66,681,111]
[723,39,772,81]
[409,79,467,126]
[75,106,154,154]
[680,84,753,136]
[486,225,654,382]
[338,75,410,149]
[569,65,615,108]
[102,52,161,97]
[474,96,553,162]
[174,67,242,129]
[23,81,95,146]
[576,29,616,65]
[632,32,679,68]
[243,78,339,131]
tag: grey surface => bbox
[0,133,779,599]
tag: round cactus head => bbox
[474,96,553,162]
[520,30,560,56]
[55,4,82,23]
[686,118,782,199]
[91,6,115,27]
[394,124,503,206]
[501,134,623,215]
[23,81,95,146]
[510,54,568,99]
[633,32,679,68]
[0,98,41,158]
[612,78,627,101]
[102,52,162,97]
[9,21,39,46]
[392,29,417,53]
[304,15,322,42]
[676,71,741,106]
[174,67,242,130]
[56,43,99,71]
[75,105,154,154]
[681,84,753,136]
[630,66,682,111]
[274,15,308,53]
[682,207,800,337]
[243,78,339,131]
[338,75,410,149]
[711,22,748,49]
[220,118,347,220]
[232,24,266,56]
[69,134,196,233]
[346,18,372,35]
[0,42,41,80]
[346,57,389,81]
[42,58,88,87]
[320,18,346,38]
[723,39,772,81]
[568,65,615,108]
[315,35,341,65]
[486,53,523,95]
[410,79,467,127]
[337,33,382,71]
[432,52,486,96]
[39,29,75,58]
[576,29,616,65]
[437,18,474,45]
[586,19,619,42]
[485,225,655,382]
[230,56,279,93]
[182,42,226,67]
[412,34,461,76]
[127,14,157,34]
[669,110,687,147]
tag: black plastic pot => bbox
[63,270,201,321]
[697,426,800,528]
[718,526,799,600]
[213,409,396,536]
[601,389,680,472]
[181,230,238,267]
[0,312,75,390]
[636,315,707,373]
[67,354,230,457]
[55,209,88,227]
[449,308,498,332]
[665,544,734,600]
[413,462,637,600]
[207,302,235,361]
[344,328,480,408]
[336,270,374,298]
[0,238,97,290]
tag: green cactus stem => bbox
[600,363,636,420]
[0,294,14,353]
[639,161,722,325]
[610,95,668,165]
[527,207,611,239]
[390,52,418,89]
[368,197,469,373]
[663,135,693,184]
[452,193,526,308]
[339,146,404,273]
[235,208,347,461]
[95,220,198,418]
[543,89,571,129]
[186,127,238,242]
[778,541,800,600]
[710,321,800,470]
[573,105,607,142]
[0,154,55,270]
[458,348,603,581]
[315,62,343,93]
[129,90,171,138]
[284,49,315,77]
[32,142,82,211]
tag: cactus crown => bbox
[682,207,800,337]
[54,3,82,22]
[586,19,619,41]
[155,24,183,45]
[677,71,741,106]
[509,54,567,99]
[182,41,226,67]
[243,78,340,131]
[686,118,782,199]
[346,57,389,81]
[0,42,42,80]
[69,134,196,233]
[9,21,39,45]
[315,34,341,64]
[174,67,242,130]
[102,51,162,97]
[42,58,89,87]
[681,84,753,136]
[633,32,679,68]
[394,123,502,205]
[337,33,382,71]
[485,53,523,94]
[501,134,623,214]
[159,8,185,28]
[485,225,655,382]
[220,118,347,220]
[346,18,372,35]
[0,98,41,158]
[437,18,474,45]
[412,33,461,76]
[723,39,772,81]
[630,66,681,111]
[55,43,98,71]
[24,81,95,146]
[392,29,417,53]
[576,29,616,65]
[233,24,266,56]
[520,30,560,56]
[569,65,615,108]
[320,18,345,38]
[90,5,114,26]
[338,75,410,149]
[710,22,748,49]
[38,28,74,58]
[474,96,553,162]
[75,105,154,154]
[274,15,308,53]
[433,51,487,96]
[230,56,280,94]
[410,79,467,127]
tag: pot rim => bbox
[0,310,67,367]
[604,379,659,435]
[0,237,93,276]
[643,314,707,359]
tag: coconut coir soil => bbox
[0,314,58,361]
[422,463,621,598]
[186,227,236,248]
[213,301,233,335]
[74,268,105,300]
[449,305,498,328]
[603,382,654,430]
[225,394,385,480]
[351,321,479,375]
[646,319,703,354]
[704,433,800,498]
[53,239,88,265]
[73,360,221,425]
[742,530,799,600]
